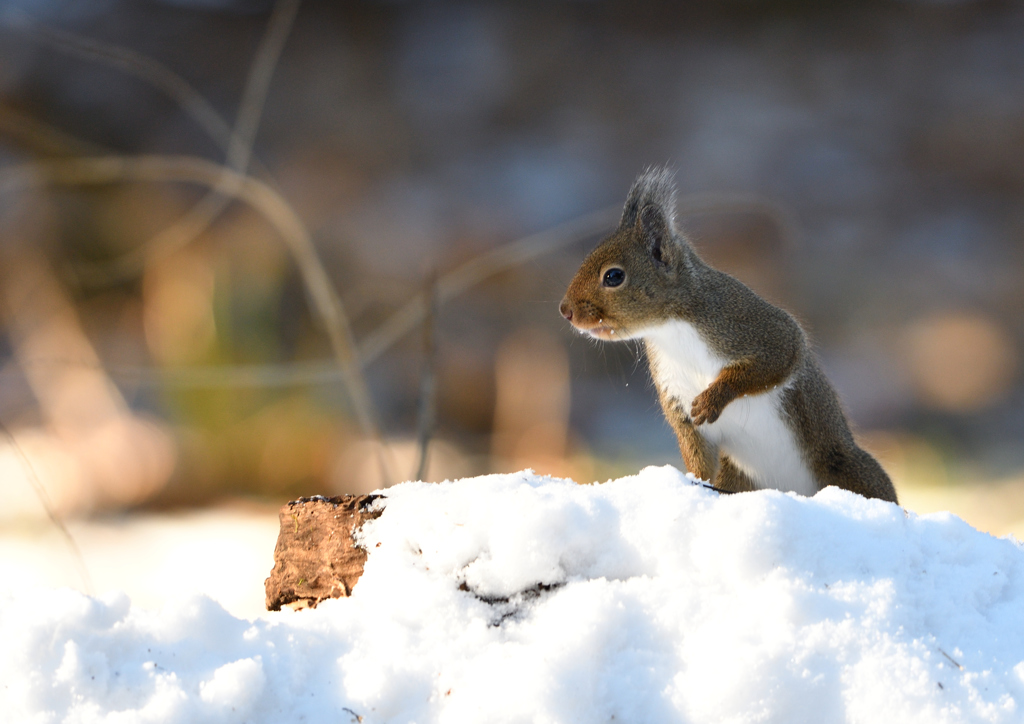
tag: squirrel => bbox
[559,168,898,503]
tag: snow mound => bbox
[3,466,1024,723]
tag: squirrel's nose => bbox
[559,298,573,321]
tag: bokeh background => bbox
[1,0,1023,614]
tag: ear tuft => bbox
[619,166,677,232]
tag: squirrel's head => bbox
[560,167,696,341]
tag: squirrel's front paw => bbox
[690,384,735,426]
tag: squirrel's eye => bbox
[602,268,625,287]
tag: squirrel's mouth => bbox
[577,322,619,340]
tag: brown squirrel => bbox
[559,168,898,503]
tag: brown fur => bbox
[559,168,897,503]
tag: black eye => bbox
[602,268,625,287]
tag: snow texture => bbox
[3,465,1024,724]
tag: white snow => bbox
[0,506,280,619]
[3,465,1024,724]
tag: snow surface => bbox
[0,506,279,620]
[3,465,1024,724]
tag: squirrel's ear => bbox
[638,203,674,269]
[620,166,677,230]
[620,167,679,268]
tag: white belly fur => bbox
[644,320,817,496]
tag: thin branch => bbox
[0,105,109,157]
[938,648,964,671]
[357,206,620,367]
[414,271,439,482]
[72,0,301,285]
[73,191,233,285]
[5,183,792,400]
[0,154,386,480]
[0,419,94,595]
[225,0,300,175]
[0,8,233,153]
[675,192,800,251]
[5,358,346,389]
[0,7,277,185]
[356,193,796,367]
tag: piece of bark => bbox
[264,494,384,611]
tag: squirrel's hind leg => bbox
[716,455,758,493]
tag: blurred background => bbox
[0,0,1022,615]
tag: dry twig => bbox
[1,9,233,152]
[357,206,620,367]
[357,192,793,367]
[938,648,964,670]
[414,271,439,482]
[0,154,387,481]
[71,0,301,284]
[0,105,108,157]
[0,420,94,595]
[9,193,792,395]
